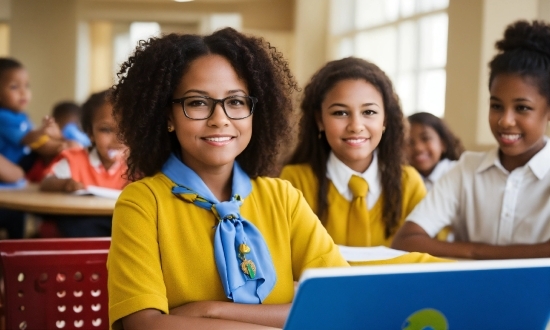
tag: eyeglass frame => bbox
[171,95,258,120]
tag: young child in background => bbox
[108,28,348,330]
[280,57,426,248]
[392,20,550,260]
[407,112,464,191]
[52,101,91,148]
[0,58,66,173]
[40,90,128,237]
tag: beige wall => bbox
[10,0,78,124]
[293,0,329,87]
[0,23,8,56]
[445,0,485,151]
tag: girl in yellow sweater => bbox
[281,57,426,247]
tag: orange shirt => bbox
[47,148,128,189]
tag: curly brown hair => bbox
[288,57,405,238]
[112,28,297,181]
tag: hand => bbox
[38,139,66,158]
[64,179,85,192]
[40,116,62,139]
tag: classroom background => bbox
[0,0,550,153]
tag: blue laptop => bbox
[284,259,550,330]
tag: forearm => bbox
[170,301,290,329]
[123,308,282,330]
[34,138,66,159]
[392,231,476,259]
[20,129,44,146]
[40,176,82,192]
[0,156,24,182]
[392,222,550,260]
[467,241,550,259]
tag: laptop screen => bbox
[285,259,550,330]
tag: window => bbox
[329,0,449,117]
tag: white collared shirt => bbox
[423,158,457,191]
[326,151,382,210]
[408,138,550,245]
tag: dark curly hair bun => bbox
[489,20,550,100]
[495,20,550,57]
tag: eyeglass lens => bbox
[183,96,252,119]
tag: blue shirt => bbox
[0,108,33,163]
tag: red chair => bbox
[0,238,110,330]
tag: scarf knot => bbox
[213,200,241,222]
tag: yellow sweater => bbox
[280,164,427,247]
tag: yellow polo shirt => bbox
[107,173,348,329]
[280,164,426,247]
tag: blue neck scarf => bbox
[161,154,276,303]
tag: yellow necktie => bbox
[347,175,370,246]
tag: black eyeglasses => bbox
[172,95,257,120]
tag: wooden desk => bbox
[0,184,116,216]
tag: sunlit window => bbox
[330,0,448,117]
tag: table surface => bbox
[0,183,116,216]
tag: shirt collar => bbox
[476,137,550,179]
[326,150,381,197]
[527,137,550,179]
[427,158,454,183]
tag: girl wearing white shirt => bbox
[392,20,550,260]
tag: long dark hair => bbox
[288,57,405,239]
[408,112,464,161]
[112,28,297,181]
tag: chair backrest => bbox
[0,238,110,330]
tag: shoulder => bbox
[279,163,317,187]
[119,173,174,202]
[400,165,427,199]
[457,150,489,168]
[280,163,314,178]
[401,165,423,184]
[250,176,311,211]
[252,175,298,195]
[0,109,25,123]
[60,147,88,159]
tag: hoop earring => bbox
[168,125,174,132]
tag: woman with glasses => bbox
[107,28,348,330]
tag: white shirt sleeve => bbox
[50,158,73,179]
[405,158,464,237]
